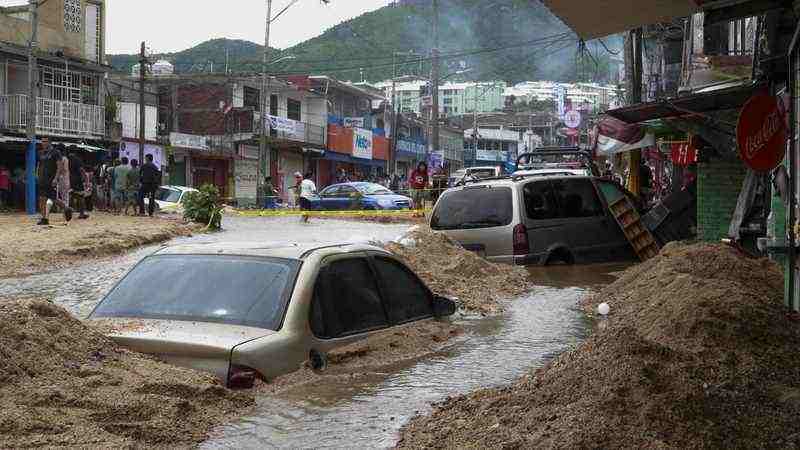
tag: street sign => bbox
[737,93,787,172]
[564,110,581,129]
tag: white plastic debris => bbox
[598,303,610,316]
[399,238,417,248]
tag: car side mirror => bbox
[432,295,457,318]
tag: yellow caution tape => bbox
[237,209,432,217]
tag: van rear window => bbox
[431,187,513,230]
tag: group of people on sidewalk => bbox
[36,137,161,225]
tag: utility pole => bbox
[391,53,398,176]
[25,0,39,215]
[258,0,273,205]
[139,42,147,167]
[473,92,478,168]
[430,0,440,159]
[628,28,643,197]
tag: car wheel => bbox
[309,349,327,372]
[545,249,574,266]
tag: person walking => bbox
[53,141,73,223]
[112,157,130,214]
[409,162,429,213]
[67,149,89,220]
[0,165,10,209]
[296,172,316,223]
[36,138,64,225]
[123,159,140,216]
[139,154,161,217]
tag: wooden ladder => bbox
[608,197,660,261]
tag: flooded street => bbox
[0,216,624,449]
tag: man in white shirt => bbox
[295,172,316,223]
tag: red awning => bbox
[605,82,761,124]
[541,0,701,39]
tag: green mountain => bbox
[109,1,621,84]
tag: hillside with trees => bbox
[109,0,621,84]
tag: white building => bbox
[503,81,623,113]
[374,79,506,117]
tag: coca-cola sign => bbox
[737,93,787,172]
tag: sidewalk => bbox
[0,213,199,279]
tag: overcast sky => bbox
[106,0,393,54]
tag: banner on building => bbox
[427,151,444,172]
[343,117,365,128]
[234,159,259,201]
[593,116,655,156]
[476,150,506,162]
[170,132,209,151]
[670,142,697,166]
[119,141,165,169]
[353,128,373,160]
[266,115,296,133]
[553,85,567,119]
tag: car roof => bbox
[455,173,596,189]
[152,241,391,260]
[161,185,198,192]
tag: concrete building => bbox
[503,81,623,113]
[0,0,109,211]
[375,79,506,117]
[463,127,522,169]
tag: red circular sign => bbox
[737,93,787,172]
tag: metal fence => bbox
[0,94,105,138]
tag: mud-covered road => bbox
[1,216,626,448]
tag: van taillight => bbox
[228,364,258,389]
[513,224,529,255]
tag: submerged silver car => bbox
[88,242,456,388]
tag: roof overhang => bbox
[541,0,701,39]
[605,82,761,124]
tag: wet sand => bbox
[0,213,198,279]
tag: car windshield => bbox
[431,186,513,230]
[156,188,182,203]
[358,183,393,195]
[92,255,300,330]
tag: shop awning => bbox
[324,150,386,167]
[541,0,700,39]
[54,142,107,153]
[605,82,760,124]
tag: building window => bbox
[287,98,301,121]
[84,2,101,63]
[243,87,259,109]
[269,94,278,116]
[39,66,97,104]
[64,0,82,34]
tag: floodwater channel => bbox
[0,216,628,449]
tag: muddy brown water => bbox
[0,216,626,449]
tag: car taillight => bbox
[513,223,529,255]
[228,364,258,389]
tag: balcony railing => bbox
[0,94,105,139]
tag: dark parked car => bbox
[309,182,412,211]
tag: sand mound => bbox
[383,227,531,315]
[0,299,253,448]
[398,243,800,449]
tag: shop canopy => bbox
[604,82,760,124]
[541,0,701,39]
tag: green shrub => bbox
[183,184,223,230]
